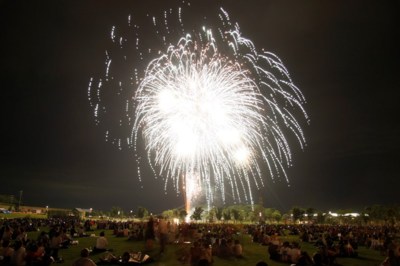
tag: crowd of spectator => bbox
[0,217,399,266]
[248,224,400,265]
[171,223,244,265]
[0,217,79,265]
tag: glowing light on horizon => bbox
[88,2,308,209]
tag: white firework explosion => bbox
[88,2,308,209]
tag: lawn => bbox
[27,227,386,266]
[0,213,47,219]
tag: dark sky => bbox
[1,0,399,214]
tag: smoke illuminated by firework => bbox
[88,2,308,209]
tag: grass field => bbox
[26,227,386,266]
[0,213,47,219]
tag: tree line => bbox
[2,197,398,225]
[86,204,400,225]
[91,204,400,226]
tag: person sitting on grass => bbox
[288,242,301,264]
[25,240,43,265]
[78,226,88,237]
[93,231,109,252]
[200,242,213,264]
[218,239,233,258]
[233,239,243,258]
[72,248,97,266]
[312,253,324,266]
[11,240,26,266]
[211,238,220,256]
[380,249,400,266]
[0,239,14,264]
[121,252,131,264]
[340,239,357,257]
[190,241,202,266]
[198,258,210,266]
[280,241,291,262]
[291,251,313,266]
[268,244,280,261]
[49,231,62,261]
[60,228,72,248]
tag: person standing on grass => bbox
[158,216,168,254]
[49,231,62,261]
[145,217,155,251]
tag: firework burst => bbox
[88,2,308,209]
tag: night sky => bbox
[1,1,399,214]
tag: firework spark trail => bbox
[88,2,308,209]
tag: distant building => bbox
[73,208,92,219]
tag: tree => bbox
[110,206,123,217]
[264,208,274,223]
[247,210,257,223]
[205,208,215,222]
[306,207,315,222]
[214,207,224,221]
[231,208,240,222]
[359,211,370,225]
[292,207,305,223]
[316,212,326,224]
[91,209,103,217]
[222,209,231,221]
[162,209,174,219]
[365,204,400,225]
[191,207,204,221]
[239,209,246,222]
[173,208,180,218]
[253,204,265,222]
[178,209,187,221]
[282,213,291,224]
[137,206,148,220]
[272,210,282,223]
[385,206,398,225]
